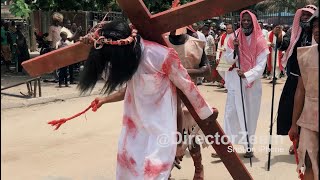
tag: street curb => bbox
[1,90,102,110]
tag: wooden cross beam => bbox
[22,1,264,179]
[118,0,261,44]
[117,1,263,179]
[22,0,263,77]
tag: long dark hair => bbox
[78,20,142,95]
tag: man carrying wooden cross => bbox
[78,20,218,180]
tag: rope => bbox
[48,100,98,130]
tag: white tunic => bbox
[223,35,269,149]
[216,33,232,80]
[267,31,285,78]
[116,39,213,180]
[196,31,207,42]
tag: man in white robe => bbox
[223,10,269,158]
[267,24,286,83]
[216,23,234,89]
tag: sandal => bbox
[244,151,254,158]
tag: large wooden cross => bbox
[22,0,263,179]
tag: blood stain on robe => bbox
[162,49,180,75]
[117,150,138,176]
[144,159,171,179]
[123,116,137,138]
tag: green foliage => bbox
[8,0,197,18]
[255,0,318,12]
[9,0,31,18]
[143,0,194,14]
[27,0,113,11]
[9,0,119,13]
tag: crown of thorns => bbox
[80,15,138,49]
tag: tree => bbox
[255,0,318,12]
[9,0,31,18]
[143,0,194,14]
[9,0,117,18]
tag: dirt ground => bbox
[1,77,300,180]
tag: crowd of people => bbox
[1,19,30,74]
[1,12,84,88]
[191,18,298,90]
[188,6,319,179]
[46,12,83,87]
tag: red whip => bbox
[48,100,98,130]
[291,137,304,180]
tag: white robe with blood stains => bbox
[223,35,269,150]
[116,39,213,180]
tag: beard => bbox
[300,21,310,29]
[169,34,183,39]
[242,27,253,36]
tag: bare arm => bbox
[292,77,305,127]
[163,49,213,120]
[94,87,127,108]
[288,77,305,140]
[216,36,223,60]
[47,26,55,48]
[187,50,211,78]
[68,27,82,42]
[94,87,126,109]
[276,29,291,51]
[187,66,210,78]
[101,87,126,104]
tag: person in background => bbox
[61,19,83,84]
[168,26,211,180]
[202,25,217,84]
[16,24,30,73]
[267,25,273,32]
[47,12,63,49]
[222,10,269,158]
[283,24,290,33]
[259,21,269,78]
[192,23,206,42]
[8,21,18,67]
[56,31,72,87]
[71,23,78,38]
[289,9,318,180]
[61,19,73,41]
[214,24,227,88]
[267,24,285,83]
[216,23,234,91]
[275,5,317,155]
[1,20,12,72]
[188,24,207,85]
[87,25,92,34]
